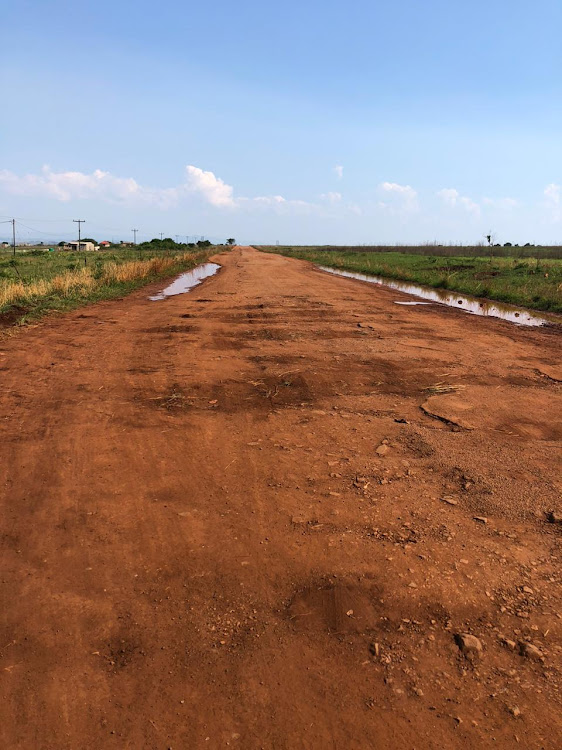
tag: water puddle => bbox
[149,263,220,301]
[318,266,559,327]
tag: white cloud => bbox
[379,182,418,212]
[184,165,235,207]
[0,165,148,203]
[544,183,561,221]
[482,197,518,209]
[0,164,308,213]
[381,182,417,199]
[437,188,480,216]
[320,192,342,203]
[333,165,344,179]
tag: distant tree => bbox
[163,237,175,244]
[57,241,65,247]
[504,242,512,247]
[81,238,97,244]
[197,240,212,248]
[226,238,235,245]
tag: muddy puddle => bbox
[318,266,559,327]
[149,263,220,301]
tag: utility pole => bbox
[73,219,85,250]
[132,228,138,245]
[12,218,16,257]
[175,235,179,244]
[160,232,164,241]
[73,219,85,266]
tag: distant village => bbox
[1,239,134,251]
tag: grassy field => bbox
[0,245,216,327]
[262,247,562,313]
[263,244,562,259]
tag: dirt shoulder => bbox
[0,246,560,749]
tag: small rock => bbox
[501,637,517,651]
[408,582,418,589]
[519,642,543,661]
[545,510,562,525]
[442,496,458,506]
[473,516,488,524]
[455,633,483,656]
[522,586,534,595]
[376,444,390,456]
[509,706,521,718]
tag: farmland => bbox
[262,246,562,313]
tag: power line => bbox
[132,228,138,245]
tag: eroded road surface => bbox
[1,247,561,749]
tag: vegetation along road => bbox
[1,246,561,749]
[264,245,562,313]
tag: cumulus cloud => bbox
[437,188,480,216]
[0,165,148,203]
[544,183,561,221]
[333,165,344,179]
[0,164,311,213]
[184,165,235,207]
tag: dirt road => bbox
[1,246,561,749]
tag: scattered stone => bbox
[455,633,483,656]
[522,586,534,595]
[509,706,521,718]
[473,516,488,524]
[442,496,458,506]
[519,642,543,661]
[376,444,390,456]
[408,582,418,589]
[545,511,562,525]
[500,637,517,651]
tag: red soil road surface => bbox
[1,246,561,749]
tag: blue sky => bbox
[1,0,561,245]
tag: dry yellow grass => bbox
[0,253,198,310]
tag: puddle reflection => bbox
[318,266,559,328]
[149,263,220,301]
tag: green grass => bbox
[262,247,562,313]
[0,245,219,327]
[0,245,197,285]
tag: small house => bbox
[65,241,98,252]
